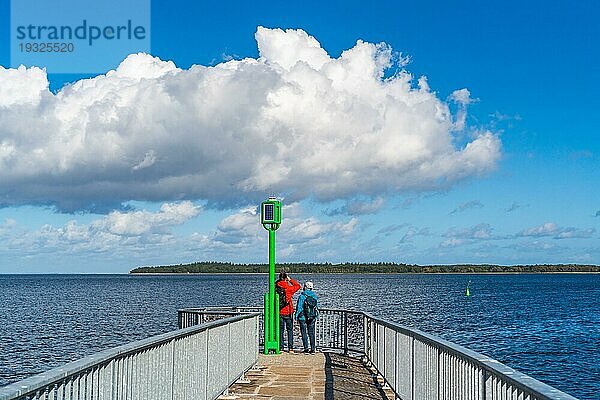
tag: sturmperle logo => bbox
[10,0,151,74]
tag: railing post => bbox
[227,322,231,390]
[382,324,386,379]
[437,348,441,400]
[204,326,210,399]
[363,314,369,360]
[394,331,398,397]
[170,339,176,400]
[480,368,486,400]
[343,311,348,356]
[411,336,415,400]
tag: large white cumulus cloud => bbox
[0,27,501,212]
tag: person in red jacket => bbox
[276,271,301,352]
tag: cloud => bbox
[518,222,559,237]
[450,200,483,214]
[506,202,520,212]
[440,223,495,247]
[2,201,201,255]
[132,150,157,171]
[508,240,562,253]
[193,202,360,261]
[398,227,431,243]
[376,223,408,236]
[209,202,357,250]
[93,201,200,236]
[445,223,494,240]
[517,222,595,240]
[0,27,501,213]
[554,228,595,239]
[325,197,384,216]
[450,88,476,131]
[488,111,522,131]
[285,217,357,244]
[489,111,522,122]
[439,237,466,248]
[450,88,474,106]
[2,218,16,227]
[213,206,262,244]
[0,218,16,237]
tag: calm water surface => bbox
[0,273,598,399]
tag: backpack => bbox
[303,295,318,320]
[276,284,288,310]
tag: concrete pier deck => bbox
[221,352,395,400]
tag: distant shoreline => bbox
[130,262,600,275]
[129,271,600,275]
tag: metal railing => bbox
[0,313,259,400]
[365,316,578,400]
[179,307,578,400]
[178,307,365,355]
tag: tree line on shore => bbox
[130,262,600,274]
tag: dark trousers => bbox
[280,315,294,350]
[299,318,316,352]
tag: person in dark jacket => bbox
[276,272,301,352]
[295,281,318,353]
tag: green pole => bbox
[261,197,282,354]
[269,228,276,315]
[265,227,281,353]
[263,292,269,354]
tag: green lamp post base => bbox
[264,291,280,354]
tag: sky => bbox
[0,0,598,273]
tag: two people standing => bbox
[275,272,319,353]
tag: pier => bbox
[223,352,395,399]
[0,307,578,400]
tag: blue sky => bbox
[0,0,598,273]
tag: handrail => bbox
[0,313,260,400]
[362,311,578,400]
[179,307,579,400]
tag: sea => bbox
[0,273,598,399]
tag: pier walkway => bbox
[222,352,395,400]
